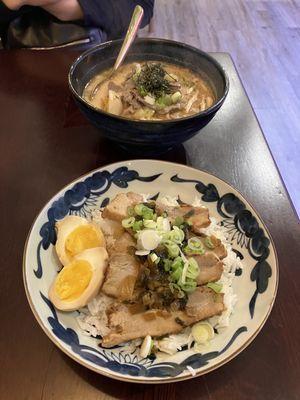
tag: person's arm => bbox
[43,0,83,21]
[2,0,83,21]
[2,0,154,38]
[77,0,154,39]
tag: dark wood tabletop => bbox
[0,50,299,400]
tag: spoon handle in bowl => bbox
[113,5,144,71]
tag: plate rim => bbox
[22,159,279,384]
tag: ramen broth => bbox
[83,61,215,121]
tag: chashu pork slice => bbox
[102,287,224,347]
[156,202,210,232]
[185,286,224,317]
[188,234,227,260]
[194,252,224,285]
[106,231,136,257]
[102,253,140,301]
[102,192,143,222]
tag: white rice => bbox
[158,195,179,207]
[155,328,193,355]
[76,293,114,338]
[186,365,196,376]
[200,216,242,330]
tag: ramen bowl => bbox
[69,38,229,155]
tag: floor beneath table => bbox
[140,0,300,218]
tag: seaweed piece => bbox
[135,63,172,98]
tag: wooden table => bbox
[0,50,299,400]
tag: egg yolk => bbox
[55,260,92,301]
[65,225,104,259]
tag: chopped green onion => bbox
[207,282,223,293]
[156,94,173,107]
[157,216,170,232]
[173,216,184,226]
[183,246,193,255]
[171,266,183,281]
[149,253,159,263]
[134,204,145,215]
[181,260,189,284]
[137,230,161,250]
[173,226,185,242]
[163,240,180,258]
[171,91,182,104]
[140,334,152,358]
[205,237,215,249]
[127,206,135,217]
[138,86,148,97]
[163,259,173,272]
[179,279,197,293]
[177,290,185,298]
[169,282,181,293]
[185,258,199,280]
[184,237,205,255]
[179,257,199,292]
[162,211,168,218]
[192,322,214,344]
[132,220,143,232]
[143,219,157,229]
[143,210,154,220]
[134,203,154,220]
[184,246,205,256]
[163,227,185,244]
[171,257,184,271]
[122,217,135,228]
[188,237,203,251]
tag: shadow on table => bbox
[95,140,189,166]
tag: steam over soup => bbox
[83,62,216,120]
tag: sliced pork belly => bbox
[107,232,135,257]
[95,215,124,239]
[200,235,227,259]
[102,253,140,301]
[194,252,224,285]
[102,288,224,347]
[186,234,227,260]
[156,202,210,232]
[185,286,224,317]
[102,192,143,222]
[208,235,227,260]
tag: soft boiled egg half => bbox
[49,247,108,311]
[55,215,105,266]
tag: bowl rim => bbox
[68,37,230,124]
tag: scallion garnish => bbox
[207,282,223,293]
[122,217,135,228]
[205,236,215,249]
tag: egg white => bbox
[55,215,105,266]
[49,247,108,311]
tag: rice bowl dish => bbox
[49,193,242,360]
[23,160,278,382]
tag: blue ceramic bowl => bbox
[69,38,229,154]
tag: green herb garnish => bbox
[135,63,172,99]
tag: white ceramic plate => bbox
[23,160,278,383]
